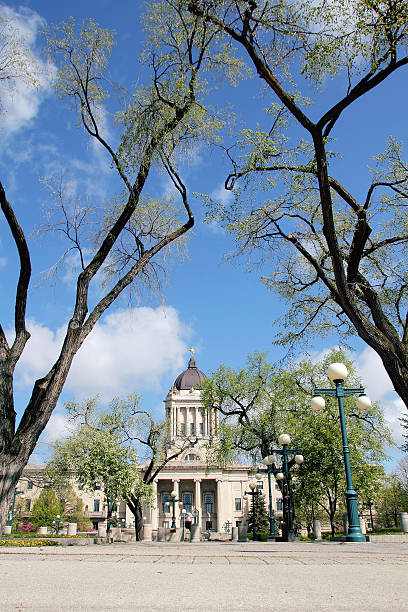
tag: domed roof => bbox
[173,355,206,390]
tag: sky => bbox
[0,0,407,470]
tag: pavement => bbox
[1,540,407,611]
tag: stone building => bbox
[127,352,283,536]
[16,352,283,537]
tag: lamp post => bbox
[311,361,371,543]
[245,479,262,541]
[53,515,62,535]
[262,434,303,542]
[181,508,187,541]
[8,489,25,532]
[256,461,276,540]
[170,490,183,531]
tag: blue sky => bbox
[0,1,406,469]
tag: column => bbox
[194,479,202,525]
[216,479,223,532]
[151,480,158,529]
[172,479,180,524]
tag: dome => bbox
[173,355,206,390]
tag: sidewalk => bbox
[1,540,407,611]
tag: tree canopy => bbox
[186,0,408,412]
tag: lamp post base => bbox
[345,489,365,542]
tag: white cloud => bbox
[0,5,55,134]
[211,182,234,206]
[13,306,192,399]
[41,411,72,444]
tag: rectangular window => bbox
[199,422,204,435]
[180,423,186,435]
[204,493,213,514]
[183,492,193,513]
[206,520,213,531]
[190,422,195,435]
[94,499,100,512]
[276,499,283,511]
[27,481,33,490]
[235,498,242,511]
[162,492,171,513]
[236,520,242,527]
[163,521,169,529]
[257,480,263,489]
[25,499,31,511]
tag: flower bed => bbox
[0,539,60,547]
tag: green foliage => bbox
[375,475,408,528]
[30,488,63,530]
[0,539,60,547]
[247,493,269,539]
[45,395,153,513]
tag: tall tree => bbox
[0,2,229,534]
[188,0,408,412]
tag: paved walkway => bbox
[1,540,407,611]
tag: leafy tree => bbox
[45,394,198,539]
[189,0,408,413]
[202,348,392,537]
[375,475,408,528]
[30,488,63,530]
[58,485,92,532]
[0,2,228,533]
[247,491,269,540]
[396,455,408,493]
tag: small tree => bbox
[30,488,63,530]
[247,492,269,540]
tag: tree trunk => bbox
[127,496,143,541]
[0,455,28,536]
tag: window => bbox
[257,480,263,489]
[204,493,213,514]
[183,493,193,513]
[184,454,198,461]
[236,520,242,527]
[163,521,169,529]
[27,481,33,490]
[162,492,171,513]
[94,499,100,512]
[92,521,98,531]
[206,520,213,531]
[25,499,31,511]
[235,498,242,511]
[78,483,84,491]
[95,483,101,490]
[199,422,204,434]
[276,499,283,511]
[190,422,195,435]
[180,423,186,435]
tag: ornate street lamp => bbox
[170,490,183,531]
[311,361,371,543]
[259,435,303,542]
[53,515,62,535]
[244,479,263,541]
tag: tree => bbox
[30,488,63,530]
[395,455,408,493]
[45,394,198,540]
[0,1,228,534]
[202,348,392,537]
[189,0,408,412]
[375,475,408,528]
[247,491,269,540]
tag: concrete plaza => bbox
[0,540,407,611]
